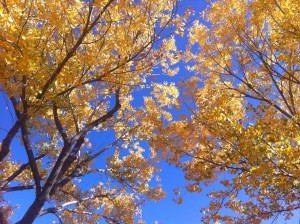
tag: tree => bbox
[0,0,182,223]
[154,0,300,223]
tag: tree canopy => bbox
[154,0,300,223]
[0,0,182,223]
[1,0,300,223]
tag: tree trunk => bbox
[16,197,46,224]
[0,211,7,224]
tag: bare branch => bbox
[1,185,35,192]
[53,103,69,142]
[10,97,42,195]
[0,113,27,162]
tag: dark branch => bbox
[10,97,42,195]
[0,113,27,162]
[71,88,121,143]
[1,185,35,192]
[53,103,69,142]
[0,154,45,189]
[20,124,42,195]
[38,207,58,217]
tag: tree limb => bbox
[36,0,115,100]
[0,113,27,162]
[10,97,42,195]
[0,154,45,189]
[1,185,35,192]
[71,88,120,143]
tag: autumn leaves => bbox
[160,0,300,223]
[0,0,299,223]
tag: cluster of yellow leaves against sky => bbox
[0,0,181,142]
[46,143,167,223]
[153,0,300,223]
[0,0,179,108]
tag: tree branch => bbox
[71,88,120,143]
[0,154,45,190]
[1,185,35,192]
[20,123,42,195]
[51,139,119,195]
[10,97,42,195]
[0,113,27,162]
[53,103,69,142]
[36,0,115,101]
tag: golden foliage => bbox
[154,0,300,223]
[0,0,181,223]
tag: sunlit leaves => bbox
[0,0,181,222]
[154,0,300,223]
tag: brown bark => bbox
[15,197,46,224]
[0,211,7,224]
[0,114,27,162]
